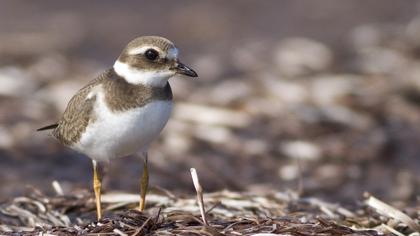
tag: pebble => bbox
[273,38,333,77]
[36,80,84,111]
[279,140,321,161]
[0,67,36,97]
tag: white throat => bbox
[113,60,174,87]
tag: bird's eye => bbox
[144,49,159,61]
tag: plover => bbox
[37,36,198,219]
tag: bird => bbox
[37,36,198,219]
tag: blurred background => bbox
[0,0,419,206]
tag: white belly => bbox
[74,99,173,161]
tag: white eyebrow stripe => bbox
[128,45,179,60]
[128,45,162,55]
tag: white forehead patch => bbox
[167,47,178,60]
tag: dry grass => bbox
[0,182,418,235]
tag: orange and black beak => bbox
[172,62,198,77]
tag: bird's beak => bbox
[172,62,198,77]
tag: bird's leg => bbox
[92,160,102,219]
[139,152,149,211]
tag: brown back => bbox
[53,69,172,146]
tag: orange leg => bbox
[139,153,149,211]
[92,160,102,219]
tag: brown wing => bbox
[52,69,112,146]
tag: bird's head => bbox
[114,36,198,87]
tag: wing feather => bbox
[52,69,112,146]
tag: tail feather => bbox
[37,123,58,131]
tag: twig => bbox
[296,156,304,196]
[113,228,128,236]
[205,201,221,215]
[190,168,209,226]
[377,224,405,236]
[365,193,420,232]
[132,217,151,236]
[52,180,64,196]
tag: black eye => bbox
[144,49,159,61]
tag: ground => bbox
[1,186,418,235]
[0,1,419,235]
